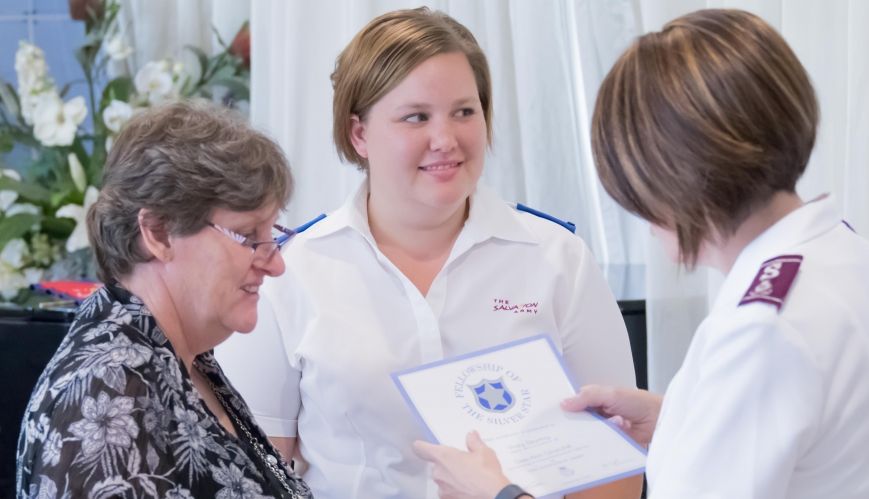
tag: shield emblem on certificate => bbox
[469,378,515,413]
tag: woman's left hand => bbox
[413,431,512,499]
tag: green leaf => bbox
[23,150,64,193]
[185,45,210,84]
[209,64,237,82]
[0,82,20,118]
[58,82,72,98]
[40,215,75,239]
[100,77,134,110]
[50,189,76,208]
[210,77,250,102]
[75,45,92,73]
[0,213,41,250]
[0,177,52,203]
[0,132,12,153]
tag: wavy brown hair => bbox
[592,9,818,267]
[87,101,292,282]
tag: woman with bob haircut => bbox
[17,102,313,498]
[414,8,869,499]
[217,7,640,499]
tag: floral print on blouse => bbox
[16,284,312,499]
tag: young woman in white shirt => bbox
[218,7,640,499]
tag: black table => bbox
[0,307,72,496]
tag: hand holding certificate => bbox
[393,335,646,498]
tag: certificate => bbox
[392,335,646,498]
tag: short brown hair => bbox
[331,7,493,169]
[87,101,293,282]
[591,9,818,267]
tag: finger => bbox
[412,440,442,463]
[465,430,485,452]
[561,384,610,412]
[607,415,625,428]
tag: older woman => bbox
[16,102,312,498]
[218,7,639,499]
[415,9,869,499]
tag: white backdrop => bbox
[640,0,869,391]
[249,0,648,300]
[128,0,868,394]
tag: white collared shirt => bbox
[647,197,869,499]
[217,182,635,499]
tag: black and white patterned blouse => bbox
[16,284,312,499]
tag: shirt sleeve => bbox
[215,271,305,437]
[559,238,636,388]
[649,315,822,499]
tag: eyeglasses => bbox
[207,222,296,261]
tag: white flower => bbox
[5,202,40,217]
[0,238,29,268]
[24,267,43,285]
[1,169,21,181]
[0,191,18,213]
[68,153,87,192]
[29,475,58,499]
[165,486,195,499]
[105,34,133,61]
[41,429,63,467]
[20,91,42,126]
[102,100,133,133]
[55,186,99,252]
[211,462,267,499]
[15,41,48,92]
[134,61,174,104]
[0,169,21,212]
[0,265,28,300]
[68,391,139,456]
[0,168,21,182]
[32,93,88,147]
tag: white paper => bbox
[393,335,646,497]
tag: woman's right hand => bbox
[561,385,663,447]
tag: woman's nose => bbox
[429,120,458,152]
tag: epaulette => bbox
[294,213,327,234]
[515,203,576,233]
[842,219,857,233]
[738,254,802,311]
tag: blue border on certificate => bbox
[391,334,646,496]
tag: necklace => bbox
[207,377,308,499]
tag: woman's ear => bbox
[137,208,172,262]
[349,114,368,159]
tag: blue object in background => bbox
[0,0,98,133]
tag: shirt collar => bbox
[461,184,538,245]
[299,181,372,240]
[714,195,841,311]
[301,181,538,245]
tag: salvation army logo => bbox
[453,363,531,425]
[469,378,515,413]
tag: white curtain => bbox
[640,0,869,392]
[151,0,868,393]
[250,0,648,300]
[116,0,250,76]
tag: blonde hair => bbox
[592,9,818,267]
[331,7,493,169]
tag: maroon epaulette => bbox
[738,255,803,311]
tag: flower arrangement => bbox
[0,0,250,301]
